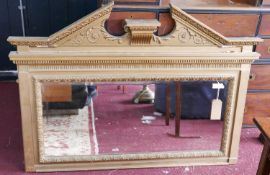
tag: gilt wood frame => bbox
[8,2,262,172]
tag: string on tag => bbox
[216,81,220,100]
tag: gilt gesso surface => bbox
[7,2,261,172]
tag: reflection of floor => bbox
[43,107,95,156]
[93,85,223,154]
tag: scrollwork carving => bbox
[152,24,211,45]
[152,34,176,44]
[66,19,124,46]
[70,32,85,45]
[193,35,203,44]
[177,27,209,45]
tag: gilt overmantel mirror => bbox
[8,2,262,172]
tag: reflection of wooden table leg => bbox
[175,82,182,137]
[165,82,170,126]
[123,85,126,94]
[253,118,270,175]
[117,85,126,94]
[257,141,270,175]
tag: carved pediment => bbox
[8,2,262,48]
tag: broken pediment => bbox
[8,2,261,48]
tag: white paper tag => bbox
[212,83,224,89]
[141,116,156,121]
[210,99,222,120]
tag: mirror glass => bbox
[40,80,227,157]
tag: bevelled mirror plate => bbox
[34,77,234,163]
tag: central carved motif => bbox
[124,19,161,45]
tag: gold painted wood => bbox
[7,2,261,172]
[124,19,161,45]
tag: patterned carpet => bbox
[43,107,93,156]
[0,82,264,175]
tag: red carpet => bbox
[0,82,263,175]
[94,85,223,154]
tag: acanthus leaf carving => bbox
[70,32,85,45]
[67,19,125,46]
[152,24,212,46]
[152,34,176,44]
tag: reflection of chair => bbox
[253,117,270,175]
[132,84,155,104]
[117,84,155,103]
[156,81,227,137]
[117,85,126,94]
[155,81,227,119]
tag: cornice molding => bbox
[10,58,255,65]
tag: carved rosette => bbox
[86,27,101,43]
[178,27,190,43]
